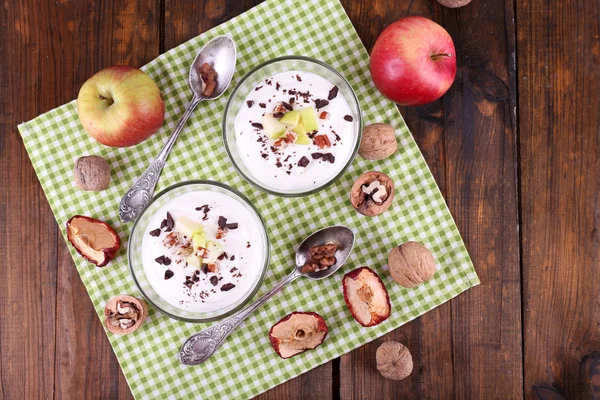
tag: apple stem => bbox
[430,53,453,61]
[97,94,114,105]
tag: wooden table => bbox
[1,0,599,399]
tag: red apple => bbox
[370,16,456,106]
[77,66,165,147]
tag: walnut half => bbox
[350,171,395,216]
[104,295,148,335]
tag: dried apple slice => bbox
[66,215,121,267]
[342,267,391,327]
[269,312,328,359]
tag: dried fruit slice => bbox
[269,312,328,359]
[66,215,121,267]
[342,267,391,327]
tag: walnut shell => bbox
[438,0,472,7]
[104,295,148,335]
[388,241,436,288]
[73,156,111,191]
[350,171,394,216]
[376,341,413,380]
[358,123,397,160]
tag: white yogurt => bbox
[234,71,356,192]
[141,190,265,313]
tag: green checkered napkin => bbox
[18,0,479,398]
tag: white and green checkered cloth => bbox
[18,0,479,398]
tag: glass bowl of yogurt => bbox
[223,56,362,196]
[128,180,270,322]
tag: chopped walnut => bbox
[319,111,330,120]
[313,135,331,149]
[273,102,288,115]
[301,242,338,273]
[198,62,218,97]
[162,231,192,256]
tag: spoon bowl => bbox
[295,225,355,280]
[189,36,237,99]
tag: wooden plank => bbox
[0,1,59,399]
[51,2,160,398]
[442,0,523,396]
[517,0,600,398]
[340,0,523,398]
[162,2,333,399]
[0,1,160,399]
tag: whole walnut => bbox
[73,155,111,191]
[388,241,436,288]
[358,123,397,160]
[376,341,413,380]
[438,0,472,7]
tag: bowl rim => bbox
[222,55,363,197]
[127,179,271,323]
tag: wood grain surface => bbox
[0,0,598,399]
[517,0,600,399]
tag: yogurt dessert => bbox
[234,70,357,192]
[141,190,266,313]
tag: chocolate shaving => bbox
[323,153,336,163]
[230,255,235,261]
[315,99,329,109]
[165,212,174,231]
[328,86,339,100]
[281,101,293,111]
[311,152,324,159]
[217,252,228,261]
[276,82,281,90]
[344,115,354,122]
[273,112,284,119]
[259,102,266,108]
[163,257,172,266]
[251,122,263,129]
[155,255,166,265]
[246,100,254,108]
[201,264,209,274]
[296,74,302,82]
[226,223,238,230]
[218,216,227,230]
[298,156,310,167]
[164,270,174,280]
[149,228,161,237]
[220,283,236,292]
[255,85,263,91]
[210,276,219,286]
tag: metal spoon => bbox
[178,225,355,365]
[119,36,237,222]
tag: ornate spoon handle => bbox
[119,95,202,222]
[178,270,301,365]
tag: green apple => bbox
[300,107,319,132]
[293,122,311,145]
[186,254,202,268]
[77,66,165,147]
[204,241,224,263]
[175,217,204,239]
[192,231,206,250]
[262,114,288,139]
[279,110,300,126]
